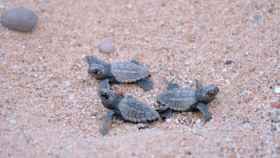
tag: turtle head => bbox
[85,56,110,79]
[196,84,219,103]
[99,89,122,110]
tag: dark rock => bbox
[1,7,38,32]
[224,60,234,65]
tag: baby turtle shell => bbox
[118,95,160,122]
[156,81,219,122]
[98,87,160,135]
[111,61,150,83]
[86,55,153,91]
[157,88,197,111]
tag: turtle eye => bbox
[100,91,109,99]
[93,69,98,74]
[93,69,100,74]
[97,70,103,75]
[92,68,103,75]
[207,91,213,96]
[88,68,99,75]
[207,90,216,98]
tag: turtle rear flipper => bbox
[196,103,212,122]
[136,78,153,91]
[99,111,115,136]
[158,109,173,120]
[156,104,173,120]
[85,55,107,65]
[130,59,141,65]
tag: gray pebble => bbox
[1,7,38,32]
[97,39,114,54]
[224,60,234,65]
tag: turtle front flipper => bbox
[196,103,212,122]
[99,79,111,91]
[136,78,154,91]
[99,111,115,136]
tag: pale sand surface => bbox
[0,0,279,157]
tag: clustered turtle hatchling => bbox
[84,55,220,135]
[85,55,153,91]
[156,80,219,122]
[98,79,160,135]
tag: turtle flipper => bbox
[196,103,212,122]
[99,111,115,136]
[84,55,94,65]
[159,109,173,120]
[156,104,169,113]
[137,78,153,91]
[195,79,203,90]
[85,55,105,65]
[130,59,141,65]
[99,79,111,91]
[156,105,172,120]
[167,82,179,90]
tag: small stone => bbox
[1,7,38,32]
[185,151,192,155]
[97,38,114,54]
[224,60,234,65]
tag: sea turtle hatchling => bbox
[156,80,219,122]
[98,79,160,135]
[85,55,153,91]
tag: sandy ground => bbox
[0,0,280,157]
